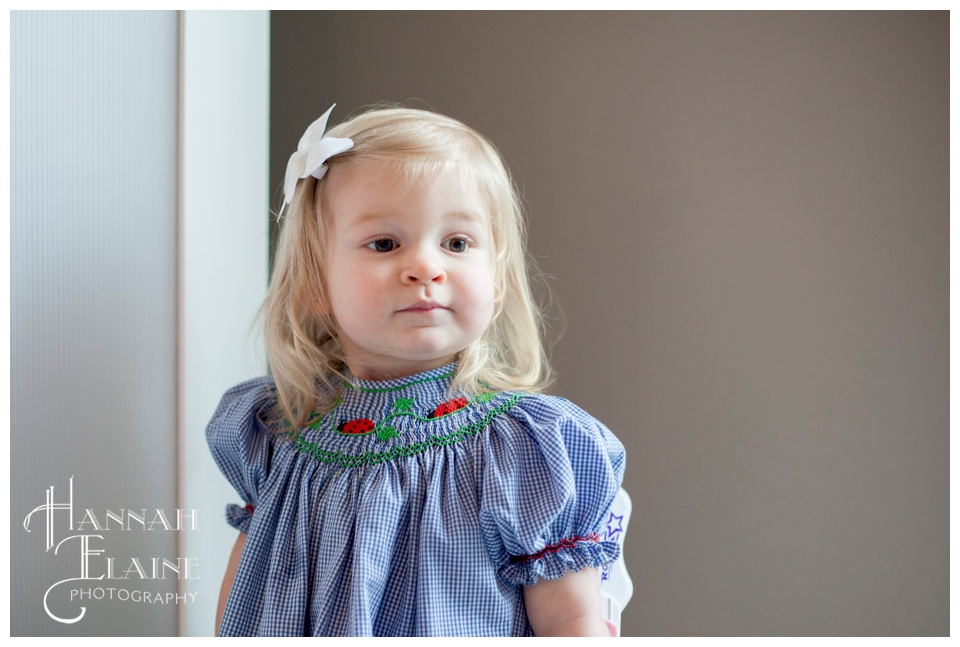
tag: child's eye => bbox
[366,238,397,252]
[443,237,471,253]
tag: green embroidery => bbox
[295,393,525,467]
[331,391,498,438]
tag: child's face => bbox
[324,163,496,381]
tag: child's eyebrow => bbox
[340,211,406,232]
[346,212,393,228]
[344,210,488,229]
[443,210,488,227]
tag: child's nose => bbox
[402,246,446,285]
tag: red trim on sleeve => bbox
[510,533,600,565]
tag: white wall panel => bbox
[11,10,179,636]
[180,10,270,637]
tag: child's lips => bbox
[398,301,448,313]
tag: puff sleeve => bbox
[205,376,275,534]
[478,395,626,586]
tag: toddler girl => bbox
[207,104,625,636]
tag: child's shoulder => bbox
[490,391,622,459]
[497,391,613,434]
[206,375,281,439]
[214,375,277,415]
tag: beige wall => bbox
[270,11,948,636]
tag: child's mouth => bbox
[399,301,447,313]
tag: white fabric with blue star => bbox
[207,363,626,636]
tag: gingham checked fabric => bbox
[207,363,625,636]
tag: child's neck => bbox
[345,355,457,382]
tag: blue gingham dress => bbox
[207,363,625,636]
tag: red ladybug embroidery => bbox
[428,398,469,419]
[337,418,375,435]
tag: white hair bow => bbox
[279,103,354,219]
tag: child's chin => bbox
[392,334,464,358]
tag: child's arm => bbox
[216,532,246,635]
[523,567,611,637]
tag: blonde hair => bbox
[263,106,552,427]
